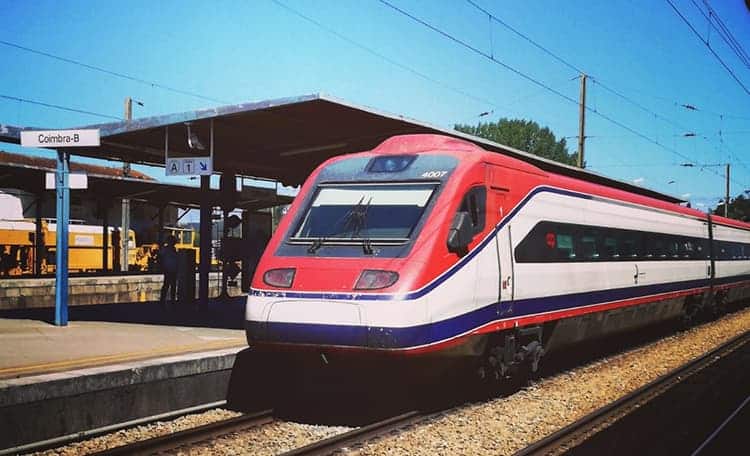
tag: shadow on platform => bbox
[0,296,246,330]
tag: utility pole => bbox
[725,163,730,218]
[121,97,133,271]
[577,73,587,169]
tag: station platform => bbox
[0,271,242,310]
[0,298,250,452]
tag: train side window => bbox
[645,235,667,259]
[603,231,618,259]
[618,230,641,259]
[578,229,599,260]
[514,221,576,262]
[666,237,680,259]
[458,186,486,235]
[696,239,709,259]
[555,232,576,260]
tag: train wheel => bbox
[680,297,702,329]
[711,293,728,319]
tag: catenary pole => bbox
[577,73,587,168]
[725,163,730,218]
[121,98,132,271]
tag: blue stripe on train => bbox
[250,276,744,349]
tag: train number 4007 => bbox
[421,171,448,178]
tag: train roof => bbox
[1,94,683,204]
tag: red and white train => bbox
[245,134,750,387]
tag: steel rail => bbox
[92,408,274,456]
[280,410,427,456]
[513,330,750,456]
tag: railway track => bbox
[280,410,428,456]
[91,409,274,456]
[92,408,431,456]
[513,330,750,456]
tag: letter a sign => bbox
[168,160,180,175]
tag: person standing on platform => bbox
[159,235,178,310]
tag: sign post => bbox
[22,129,100,326]
[54,150,70,326]
[163,121,215,310]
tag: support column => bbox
[121,198,130,271]
[34,193,43,276]
[157,205,165,246]
[199,176,211,310]
[101,203,109,272]
[55,150,70,326]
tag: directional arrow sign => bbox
[165,157,212,176]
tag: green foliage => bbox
[714,193,750,221]
[455,118,576,166]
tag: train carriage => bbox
[244,134,750,388]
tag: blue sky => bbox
[2,0,749,212]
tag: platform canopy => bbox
[0,94,683,203]
[0,150,290,210]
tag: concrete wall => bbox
[0,273,242,310]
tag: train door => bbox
[486,164,514,316]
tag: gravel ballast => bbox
[356,307,750,455]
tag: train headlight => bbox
[263,268,296,288]
[354,270,399,290]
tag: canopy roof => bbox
[0,150,290,210]
[0,93,683,203]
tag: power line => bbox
[0,94,121,120]
[664,0,750,96]
[691,0,750,69]
[590,79,692,133]
[464,0,585,75]
[376,0,711,170]
[271,0,574,129]
[462,0,750,182]
[0,39,227,105]
[270,0,507,114]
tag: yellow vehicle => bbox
[134,226,208,272]
[0,219,137,275]
[0,220,37,276]
[46,223,137,272]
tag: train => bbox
[243,133,750,393]
[0,218,205,276]
[0,219,137,275]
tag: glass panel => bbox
[294,184,436,240]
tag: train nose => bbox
[264,300,368,346]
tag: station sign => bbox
[45,172,88,189]
[165,156,213,176]
[21,129,100,148]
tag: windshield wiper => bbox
[344,197,374,254]
[307,236,326,254]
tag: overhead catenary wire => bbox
[376,0,713,169]
[0,39,228,105]
[0,94,121,120]
[690,0,750,70]
[464,0,586,75]
[270,0,508,114]
[463,0,750,178]
[664,0,750,96]
[271,0,574,129]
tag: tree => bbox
[455,118,576,166]
[714,193,750,221]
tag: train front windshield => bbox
[293,183,436,241]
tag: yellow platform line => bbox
[0,338,246,378]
